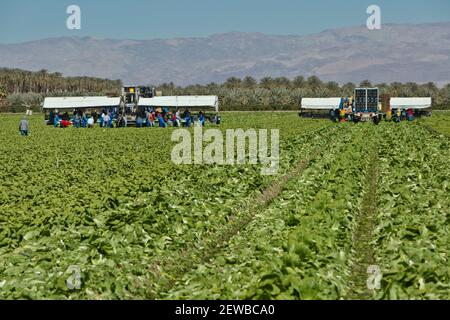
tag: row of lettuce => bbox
[165,123,370,299]
[0,113,331,299]
[166,122,450,299]
[373,123,450,299]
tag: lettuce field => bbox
[0,112,449,300]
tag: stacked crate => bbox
[380,94,391,112]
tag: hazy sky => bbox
[0,0,449,43]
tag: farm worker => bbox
[116,114,123,128]
[60,119,71,128]
[334,109,340,123]
[175,112,181,127]
[340,108,346,122]
[407,108,414,121]
[92,111,98,124]
[53,113,60,128]
[108,113,113,128]
[81,114,87,128]
[157,113,167,128]
[171,113,178,127]
[19,117,29,136]
[175,114,180,126]
[396,109,402,122]
[329,109,335,122]
[149,112,156,127]
[87,116,94,128]
[73,115,81,128]
[184,109,191,127]
[401,109,407,121]
[199,111,205,127]
[373,115,380,125]
[103,113,111,128]
[145,111,151,127]
[99,112,105,127]
[136,116,143,128]
[386,109,392,121]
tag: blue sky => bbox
[0,0,449,43]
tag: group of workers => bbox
[385,108,415,122]
[128,109,207,128]
[48,108,220,128]
[329,96,416,123]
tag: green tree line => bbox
[0,68,122,112]
[155,76,450,110]
[0,68,449,112]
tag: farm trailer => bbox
[300,87,432,123]
[42,85,220,126]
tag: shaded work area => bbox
[43,94,221,128]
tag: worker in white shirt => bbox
[87,116,94,128]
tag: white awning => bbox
[139,96,219,113]
[301,98,341,110]
[390,97,432,110]
[43,97,121,109]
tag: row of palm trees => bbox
[0,68,123,112]
[0,68,122,95]
[156,76,450,110]
[1,69,449,111]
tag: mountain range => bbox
[0,22,449,86]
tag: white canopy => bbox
[390,97,432,110]
[139,96,219,113]
[43,97,121,109]
[301,98,341,110]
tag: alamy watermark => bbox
[367,265,382,290]
[367,5,381,30]
[171,127,279,175]
[66,5,81,30]
[66,265,82,290]
[65,5,379,32]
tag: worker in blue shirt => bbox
[136,116,143,128]
[73,114,81,128]
[157,113,167,128]
[184,109,191,127]
[199,111,205,127]
[53,113,60,128]
[81,114,87,128]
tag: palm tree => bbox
[259,77,274,89]
[306,76,323,95]
[359,80,373,88]
[342,82,356,96]
[224,77,242,89]
[273,77,291,88]
[242,76,257,89]
[292,75,305,88]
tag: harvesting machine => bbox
[42,85,220,126]
[300,87,432,123]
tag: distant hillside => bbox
[0,23,449,86]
